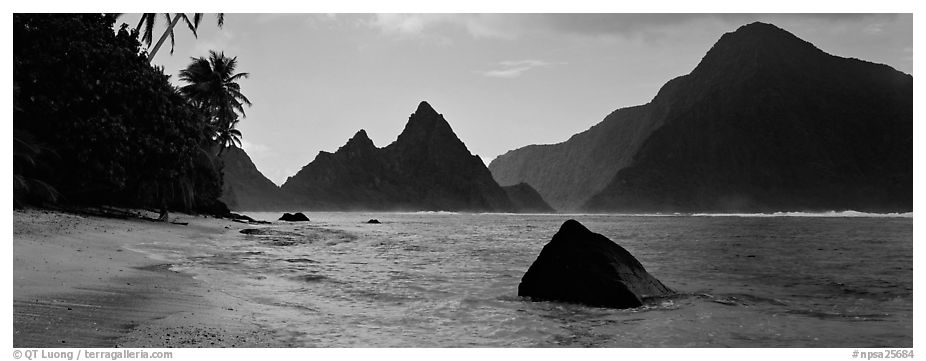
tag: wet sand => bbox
[13,209,281,347]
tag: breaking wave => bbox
[690,211,912,218]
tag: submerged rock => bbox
[518,219,673,308]
[228,212,271,225]
[366,219,381,224]
[279,212,310,222]
[228,212,257,222]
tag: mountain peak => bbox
[735,21,785,34]
[415,101,437,116]
[340,128,376,152]
[723,21,812,48]
[394,101,456,144]
[279,101,515,212]
[386,101,477,167]
[691,21,824,77]
[351,129,371,142]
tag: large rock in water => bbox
[279,212,310,222]
[519,220,672,308]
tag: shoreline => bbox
[13,209,280,347]
[14,208,912,348]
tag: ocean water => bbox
[130,212,912,347]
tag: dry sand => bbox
[13,209,284,347]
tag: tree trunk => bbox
[158,201,169,222]
[157,182,169,222]
[148,14,182,62]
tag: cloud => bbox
[364,13,900,42]
[253,13,289,24]
[192,28,238,57]
[478,59,556,79]
[367,14,519,40]
[863,22,885,34]
[370,13,431,34]
[241,139,274,159]
[499,60,550,67]
[267,167,297,187]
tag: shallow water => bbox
[130,213,912,347]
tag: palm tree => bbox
[179,50,251,155]
[134,13,225,61]
[13,128,60,207]
[214,115,243,152]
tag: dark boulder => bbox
[228,212,257,222]
[366,219,381,224]
[518,219,673,308]
[228,212,271,224]
[279,212,310,222]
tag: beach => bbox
[13,209,279,347]
[14,210,912,347]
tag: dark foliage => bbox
[134,13,225,59]
[13,14,226,213]
[179,50,251,154]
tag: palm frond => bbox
[134,13,148,32]
[227,72,249,82]
[179,49,252,144]
[162,13,177,55]
[180,14,199,38]
[142,14,156,46]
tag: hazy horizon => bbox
[133,13,913,186]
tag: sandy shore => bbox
[13,209,282,347]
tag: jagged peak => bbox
[350,129,372,142]
[398,101,453,138]
[415,101,438,116]
[339,128,376,152]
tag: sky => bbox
[126,13,913,186]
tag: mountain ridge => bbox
[220,146,292,211]
[280,101,517,212]
[491,21,912,213]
